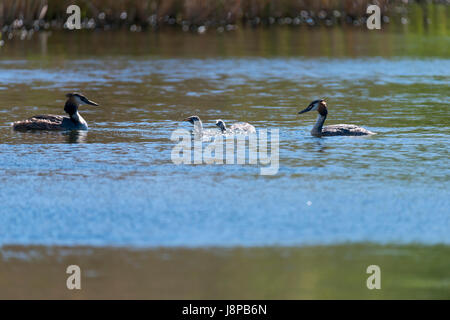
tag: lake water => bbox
[0,25,449,298]
[0,27,449,248]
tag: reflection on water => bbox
[0,23,449,59]
[0,27,449,248]
[1,245,449,299]
[8,130,89,144]
[64,130,88,144]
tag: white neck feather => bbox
[71,112,88,127]
[311,114,326,137]
[193,121,203,133]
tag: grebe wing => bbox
[322,124,375,136]
[31,114,65,121]
[12,114,66,131]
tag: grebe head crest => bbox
[215,119,226,132]
[184,115,201,124]
[64,93,98,117]
[298,99,327,116]
[66,93,99,106]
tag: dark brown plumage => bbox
[12,115,66,131]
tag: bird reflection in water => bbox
[63,130,88,143]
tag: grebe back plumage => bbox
[215,119,256,134]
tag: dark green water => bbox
[1,244,449,299]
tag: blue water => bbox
[0,56,449,247]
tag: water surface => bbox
[0,28,449,248]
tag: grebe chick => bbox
[215,119,256,134]
[183,115,218,137]
[12,93,98,131]
[298,99,375,137]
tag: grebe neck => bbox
[193,120,203,133]
[70,111,81,124]
[311,113,327,137]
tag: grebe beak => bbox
[82,97,99,106]
[298,105,313,114]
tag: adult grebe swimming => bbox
[298,99,375,137]
[215,119,256,134]
[11,93,99,131]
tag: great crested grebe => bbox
[215,119,256,134]
[298,99,375,137]
[11,93,99,131]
